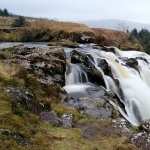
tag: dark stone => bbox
[71,50,106,87]
[9,45,66,86]
[101,47,116,53]
[6,87,50,114]
[97,59,112,76]
[140,120,150,133]
[126,58,138,70]
[40,111,62,126]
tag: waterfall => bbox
[65,63,88,85]
[64,45,150,126]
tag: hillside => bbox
[93,28,143,50]
[85,19,150,31]
[0,16,143,50]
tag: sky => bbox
[1,0,150,24]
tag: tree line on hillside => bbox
[0,8,26,27]
[12,16,26,27]
[130,28,150,54]
[0,8,11,16]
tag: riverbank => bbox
[0,17,143,51]
[0,42,149,150]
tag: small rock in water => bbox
[62,113,73,128]
[126,58,138,70]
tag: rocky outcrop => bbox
[5,45,66,86]
[71,50,106,87]
[0,43,66,116]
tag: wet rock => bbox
[40,111,62,126]
[71,50,106,87]
[126,58,138,70]
[101,47,116,53]
[61,113,73,128]
[140,120,150,133]
[71,50,88,65]
[97,59,112,76]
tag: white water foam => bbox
[64,46,150,126]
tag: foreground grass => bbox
[0,58,138,150]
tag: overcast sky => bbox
[1,0,150,24]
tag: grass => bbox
[28,20,93,33]
[0,16,15,28]
[93,28,143,50]
[40,121,137,150]
[52,103,87,122]
[0,91,11,115]
[0,16,143,50]
[0,61,58,149]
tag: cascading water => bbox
[65,63,88,85]
[64,44,150,126]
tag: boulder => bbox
[140,120,150,133]
[5,45,66,86]
[61,113,73,128]
[6,87,50,114]
[40,111,62,126]
[126,58,138,70]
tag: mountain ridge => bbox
[84,19,150,31]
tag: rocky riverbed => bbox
[0,42,149,150]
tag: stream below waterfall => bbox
[64,44,150,126]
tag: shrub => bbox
[130,28,150,53]
[12,16,26,27]
[0,8,10,16]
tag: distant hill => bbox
[0,16,142,50]
[84,19,150,31]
